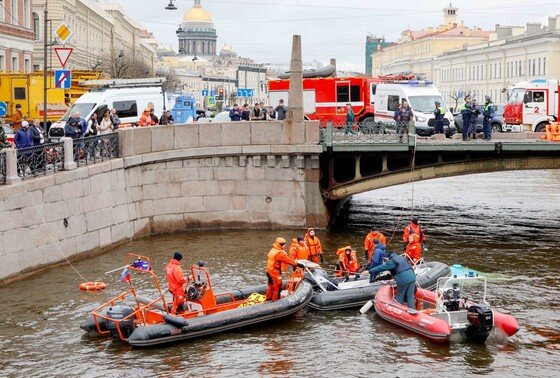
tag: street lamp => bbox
[165,1,177,10]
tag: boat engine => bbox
[106,305,135,339]
[465,305,494,343]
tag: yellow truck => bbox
[0,70,103,127]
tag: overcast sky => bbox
[103,0,560,72]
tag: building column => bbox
[354,155,362,180]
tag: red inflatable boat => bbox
[374,276,519,343]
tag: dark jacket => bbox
[15,128,33,149]
[229,108,242,121]
[159,113,174,125]
[394,106,413,123]
[482,102,495,118]
[241,109,250,121]
[369,253,415,287]
[275,105,287,120]
[460,102,472,124]
[29,125,44,145]
[64,122,79,139]
[150,114,159,124]
[110,114,121,129]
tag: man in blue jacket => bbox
[363,238,387,283]
[14,121,33,149]
[229,104,242,121]
[369,251,416,309]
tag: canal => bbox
[1,170,559,376]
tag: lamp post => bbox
[42,0,48,128]
[165,1,177,10]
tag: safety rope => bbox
[23,179,89,282]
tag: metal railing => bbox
[320,121,412,145]
[16,141,64,180]
[74,133,119,167]
[0,150,6,184]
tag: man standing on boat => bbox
[369,251,416,309]
[266,237,305,301]
[304,228,324,264]
[402,216,426,252]
[165,252,189,314]
[289,236,310,261]
[364,227,387,260]
[361,238,387,282]
[336,246,360,282]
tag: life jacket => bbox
[403,222,425,243]
[364,231,387,258]
[336,247,359,275]
[289,239,310,260]
[305,229,322,256]
[389,254,412,276]
[267,243,289,273]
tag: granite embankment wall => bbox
[0,121,326,282]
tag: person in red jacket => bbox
[165,252,189,314]
[336,246,360,281]
[402,216,426,251]
[266,237,303,301]
[405,233,422,263]
[138,108,156,127]
[364,227,387,260]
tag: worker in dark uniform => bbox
[369,251,416,309]
[433,101,445,134]
[460,95,472,141]
[482,95,495,141]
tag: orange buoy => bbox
[79,281,107,291]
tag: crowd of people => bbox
[228,99,287,122]
[164,217,427,314]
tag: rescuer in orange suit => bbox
[289,236,310,261]
[402,216,427,251]
[266,237,304,301]
[336,246,360,282]
[13,104,23,131]
[364,227,387,260]
[304,228,323,264]
[405,233,423,263]
[165,252,189,314]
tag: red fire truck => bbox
[268,75,415,125]
[503,79,559,132]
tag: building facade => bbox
[236,65,268,105]
[32,1,156,75]
[365,35,392,76]
[435,17,560,106]
[371,5,490,79]
[0,0,34,72]
[177,0,217,57]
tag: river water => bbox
[1,170,559,377]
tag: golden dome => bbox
[183,1,213,23]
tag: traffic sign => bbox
[53,21,73,45]
[54,47,73,67]
[0,102,6,117]
[237,88,254,97]
[208,96,216,106]
[210,90,216,96]
[201,89,208,96]
[54,70,72,89]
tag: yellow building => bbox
[371,5,490,78]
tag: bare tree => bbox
[450,90,472,113]
[103,53,153,79]
[156,68,181,93]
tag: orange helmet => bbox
[275,237,287,245]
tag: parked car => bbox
[453,104,504,133]
[197,111,231,123]
[3,125,15,145]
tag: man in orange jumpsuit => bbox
[336,246,360,282]
[165,252,189,314]
[266,237,304,301]
[402,216,426,251]
[289,236,310,260]
[13,104,23,131]
[405,233,422,263]
[304,228,323,264]
[364,227,387,260]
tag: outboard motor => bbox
[466,305,494,343]
[442,288,461,311]
[106,305,135,339]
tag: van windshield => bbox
[508,88,525,104]
[59,103,96,121]
[408,96,446,113]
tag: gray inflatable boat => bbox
[305,261,450,311]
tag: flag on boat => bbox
[119,267,131,282]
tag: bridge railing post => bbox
[325,121,333,147]
[408,122,416,146]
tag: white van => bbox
[49,78,166,140]
[374,81,456,137]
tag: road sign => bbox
[0,102,7,117]
[208,96,216,106]
[237,88,254,97]
[53,21,73,45]
[201,89,208,96]
[210,90,216,96]
[54,47,73,67]
[54,70,72,89]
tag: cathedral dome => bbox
[183,0,213,23]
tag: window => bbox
[336,85,349,103]
[33,13,40,40]
[113,100,137,118]
[0,1,4,22]
[538,58,541,75]
[14,87,26,100]
[543,57,546,75]
[33,64,40,71]
[350,85,361,102]
[24,0,29,28]
[10,0,17,25]
[0,53,5,70]
[532,91,544,102]
[387,95,400,111]
[532,59,536,76]
[514,61,518,77]
[24,58,30,72]
[12,56,18,71]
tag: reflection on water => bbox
[0,170,559,376]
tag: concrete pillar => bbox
[354,155,362,180]
[381,155,389,172]
[3,148,21,185]
[286,35,304,142]
[61,137,77,170]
